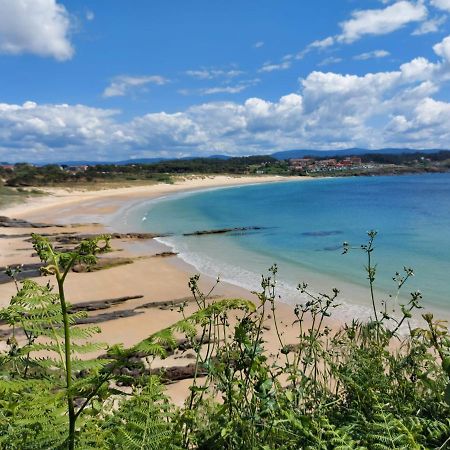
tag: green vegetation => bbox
[1,157,288,187]
[0,232,449,448]
[1,151,449,188]
[0,184,45,208]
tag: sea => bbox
[119,173,450,321]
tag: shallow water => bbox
[123,174,450,320]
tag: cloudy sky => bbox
[1,0,450,162]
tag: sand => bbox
[0,174,337,404]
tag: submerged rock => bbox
[183,226,264,236]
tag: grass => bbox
[0,185,46,209]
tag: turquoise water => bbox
[127,174,450,318]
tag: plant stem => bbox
[57,274,75,450]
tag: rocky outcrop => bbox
[139,295,220,311]
[0,262,44,283]
[0,216,65,228]
[72,257,135,273]
[75,309,144,325]
[69,295,144,312]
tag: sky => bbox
[1,0,450,162]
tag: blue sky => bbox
[1,0,450,162]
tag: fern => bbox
[133,298,255,358]
[105,376,181,449]
[362,405,422,449]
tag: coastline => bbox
[0,174,328,404]
[1,174,307,221]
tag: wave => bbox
[154,236,376,324]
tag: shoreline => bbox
[1,175,309,222]
[0,174,327,403]
[1,173,443,402]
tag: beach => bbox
[0,174,331,404]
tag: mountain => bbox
[271,148,449,160]
[55,154,232,166]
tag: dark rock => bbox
[301,230,343,237]
[69,295,144,313]
[72,257,134,273]
[183,226,264,236]
[0,216,65,228]
[150,363,207,382]
[74,309,144,325]
[48,232,164,246]
[152,251,178,258]
[0,262,44,284]
[139,295,220,310]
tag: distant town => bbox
[286,154,449,175]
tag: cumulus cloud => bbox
[433,35,450,61]
[2,35,450,161]
[430,0,450,12]
[0,0,73,60]
[337,1,427,43]
[102,75,169,98]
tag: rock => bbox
[0,216,65,228]
[48,232,164,245]
[69,295,144,312]
[183,226,264,236]
[72,257,134,273]
[150,363,207,382]
[74,309,144,325]
[139,295,220,310]
[152,251,178,258]
[0,262,44,284]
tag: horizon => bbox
[2,147,450,165]
[1,1,450,162]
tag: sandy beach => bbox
[0,174,339,403]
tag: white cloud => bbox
[412,15,446,34]
[201,86,248,95]
[200,79,260,95]
[430,0,450,12]
[433,35,450,62]
[338,1,428,43]
[254,41,264,48]
[309,37,335,50]
[2,35,450,161]
[103,75,169,98]
[258,60,291,72]
[296,37,335,59]
[86,10,95,21]
[318,56,343,66]
[185,69,243,79]
[179,79,260,96]
[0,0,73,60]
[354,49,390,60]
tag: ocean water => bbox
[124,174,450,319]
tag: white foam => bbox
[155,236,381,324]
